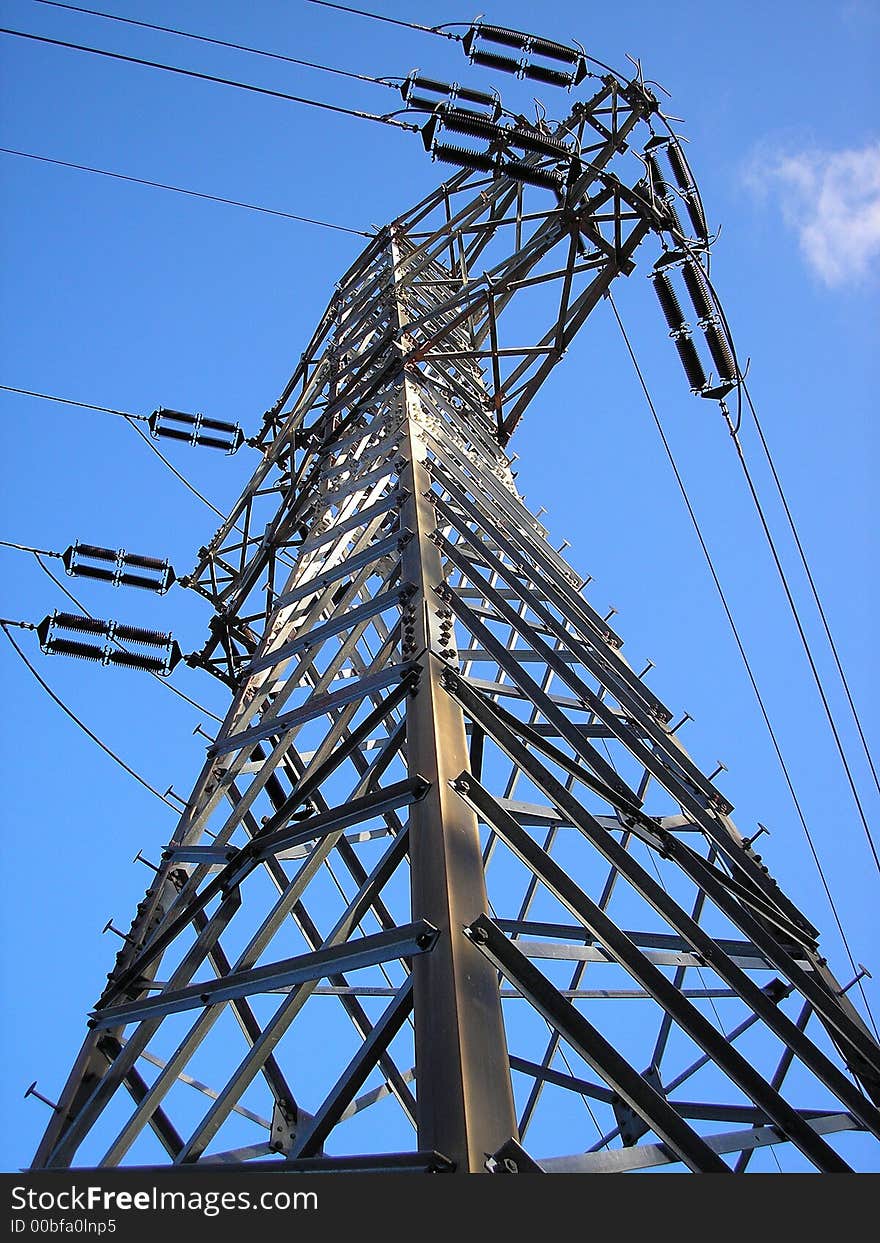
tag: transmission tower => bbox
[31,68,880,1174]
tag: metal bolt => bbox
[192,722,214,742]
[102,919,134,944]
[603,606,618,621]
[133,850,159,873]
[669,712,692,734]
[839,964,872,995]
[24,1082,60,1111]
[164,786,188,808]
[557,540,571,552]
[638,659,655,678]
[743,823,770,849]
[708,761,728,781]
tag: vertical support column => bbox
[391,234,518,1171]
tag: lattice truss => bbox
[35,76,880,1174]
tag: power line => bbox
[0,383,145,422]
[742,378,880,799]
[123,417,228,522]
[718,395,880,879]
[607,289,879,1041]
[0,26,420,132]
[1,622,177,809]
[0,147,372,236]
[671,238,879,873]
[30,0,401,89]
[305,0,460,40]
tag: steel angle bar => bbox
[509,1056,616,1104]
[173,831,414,1162]
[459,647,591,664]
[290,978,416,1158]
[300,491,404,556]
[508,938,764,973]
[464,916,730,1173]
[260,682,412,834]
[274,530,407,611]
[499,221,652,439]
[439,525,725,815]
[103,779,416,1008]
[543,1113,861,1174]
[463,674,593,710]
[210,663,414,759]
[431,466,668,713]
[442,596,639,807]
[425,434,589,598]
[244,589,403,676]
[91,922,437,1030]
[495,919,810,970]
[444,548,811,930]
[196,1151,455,1174]
[310,460,399,514]
[134,1048,271,1128]
[456,784,855,1171]
[251,777,428,860]
[117,1061,183,1159]
[451,757,880,1138]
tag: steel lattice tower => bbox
[34,77,880,1174]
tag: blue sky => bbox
[0,0,878,1170]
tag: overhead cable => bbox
[0,27,420,131]
[30,0,401,89]
[1,147,371,236]
[1,622,178,808]
[607,289,878,1040]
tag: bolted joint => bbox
[463,920,488,945]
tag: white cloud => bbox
[752,142,880,286]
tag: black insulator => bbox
[455,84,499,110]
[528,34,582,65]
[116,570,169,592]
[53,612,107,636]
[408,94,447,112]
[501,159,565,190]
[193,431,242,451]
[112,621,172,648]
[666,142,692,191]
[703,322,738,383]
[440,106,505,142]
[72,543,116,563]
[432,142,497,173]
[664,196,686,238]
[507,127,571,158]
[43,636,106,663]
[69,564,117,584]
[106,649,169,674]
[682,260,715,323]
[471,23,530,52]
[150,407,198,428]
[200,415,240,434]
[408,74,450,97]
[674,334,708,392]
[520,62,576,88]
[468,49,522,76]
[122,551,168,571]
[646,153,670,202]
[652,271,687,334]
[683,191,709,242]
[152,425,192,443]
